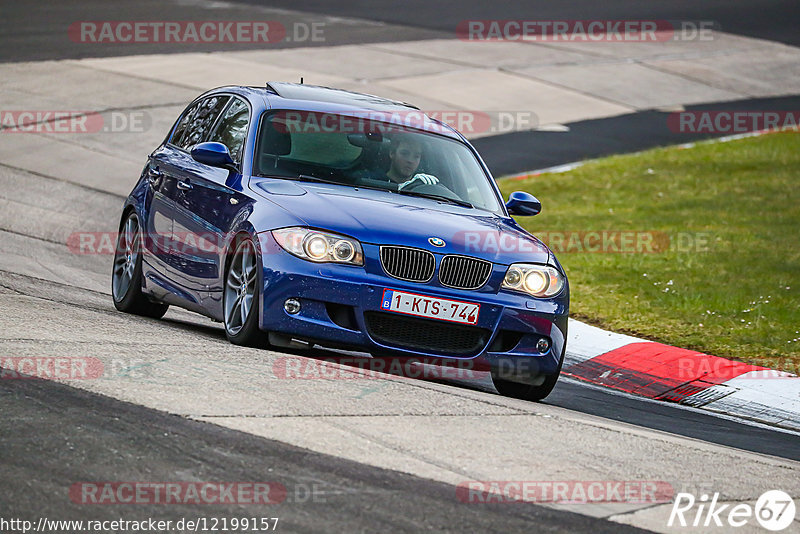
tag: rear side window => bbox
[207,98,250,164]
[170,95,230,150]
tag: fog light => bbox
[536,338,551,353]
[284,298,301,314]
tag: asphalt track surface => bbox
[244,0,800,48]
[474,94,800,176]
[1,376,644,533]
[2,1,800,532]
[3,0,799,62]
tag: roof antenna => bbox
[300,77,304,85]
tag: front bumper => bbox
[256,233,569,382]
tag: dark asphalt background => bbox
[0,375,651,533]
[474,95,800,176]
[2,1,799,531]
[242,0,800,48]
[3,0,798,63]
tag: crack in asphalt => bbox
[315,416,476,478]
[195,412,543,418]
[0,267,109,297]
[0,195,112,222]
[65,59,227,92]
[195,413,491,483]
[0,282,115,317]
[0,101,188,133]
[0,161,126,199]
[0,337,191,347]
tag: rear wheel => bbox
[111,212,169,318]
[223,236,265,347]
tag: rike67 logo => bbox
[669,490,796,531]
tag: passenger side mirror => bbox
[505,191,542,216]
[191,142,236,169]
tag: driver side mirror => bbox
[505,191,541,216]
[191,142,236,169]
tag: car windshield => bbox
[253,110,504,214]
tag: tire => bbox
[223,236,265,347]
[111,211,169,319]
[491,345,565,402]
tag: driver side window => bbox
[170,95,230,150]
[207,97,250,164]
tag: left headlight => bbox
[502,263,565,298]
[271,227,364,266]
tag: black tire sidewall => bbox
[492,342,566,402]
[224,236,263,346]
[111,212,168,319]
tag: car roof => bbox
[266,81,419,111]
[200,83,462,140]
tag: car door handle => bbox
[147,167,163,186]
[177,180,193,191]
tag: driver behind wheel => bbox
[385,134,439,191]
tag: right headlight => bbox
[502,263,565,298]
[271,227,364,265]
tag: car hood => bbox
[251,180,550,265]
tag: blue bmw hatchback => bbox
[112,82,569,401]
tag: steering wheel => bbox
[402,179,457,197]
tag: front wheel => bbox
[223,236,265,347]
[491,346,565,402]
[111,211,169,318]
[492,373,561,402]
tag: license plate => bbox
[380,289,480,325]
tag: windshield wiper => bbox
[263,173,398,193]
[397,190,473,209]
[296,174,344,185]
[255,173,343,186]
[254,174,473,208]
